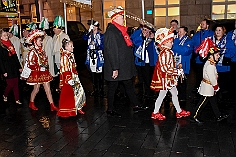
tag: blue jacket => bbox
[192,29,214,64]
[83,32,104,71]
[172,35,193,74]
[226,30,236,62]
[131,28,158,66]
[210,35,235,72]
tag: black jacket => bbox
[0,44,22,78]
[104,23,136,81]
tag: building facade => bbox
[0,0,235,32]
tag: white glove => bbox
[177,69,184,76]
[68,80,75,86]
[88,25,94,32]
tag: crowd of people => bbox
[0,6,236,123]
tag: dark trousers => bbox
[218,71,230,92]
[107,79,140,111]
[230,62,236,96]
[193,95,221,119]
[4,77,19,101]
[91,72,104,94]
[177,75,187,100]
[137,64,154,96]
[194,63,204,89]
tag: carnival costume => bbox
[83,21,104,96]
[39,17,55,77]
[191,38,229,123]
[20,22,37,66]
[24,29,57,111]
[52,15,70,76]
[57,49,86,117]
[131,25,158,98]
[150,27,190,120]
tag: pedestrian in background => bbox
[83,20,104,97]
[0,28,22,105]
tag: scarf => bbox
[111,21,132,46]
[1,39,16,56]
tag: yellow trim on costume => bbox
[194,97,207,118]
[202,78,211,85]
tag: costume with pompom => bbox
[57,49,86,117]
[25,29,53,85]
[150,27,178,91]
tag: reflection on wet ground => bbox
[0,65,236,157]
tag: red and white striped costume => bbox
[150,46,178,91]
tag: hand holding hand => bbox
[3,73,7,77]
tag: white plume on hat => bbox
[108,6,124,19]
[155,27,174,46]
[9,24,18,36]
[26,29,45,43]
[39,17,49,30]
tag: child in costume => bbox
[57,38,86,117]
[150,27,191,120]
[26,29,58,111]
[191,38,229,123]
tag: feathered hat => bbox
[53,15,65,29]
[155,27,174,46]
[9,24,19,36]
[39,17,49,30]
[108,6,124,20]
[26,29,44,43]
[26,22,37,31]
[196,37,219,58]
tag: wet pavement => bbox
[0,63,236,157]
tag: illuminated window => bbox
[154,0,180,28]
[103,0,125,29]
[212,0,236,19]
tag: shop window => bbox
[154,0,180,28]
[103,0,125,29]
[212,0,236,19]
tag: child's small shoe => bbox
[151,112,166,120]
[176,109,190,118]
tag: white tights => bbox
[153,86,182,114]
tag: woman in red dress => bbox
[57,38,86,117]
[25,29,58,111]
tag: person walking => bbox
[150,27,191,120]
[104,6,144,117]
[57,38,86,117]
[25,29,58,111]
[0,29,22,104]
[191,38,229,123]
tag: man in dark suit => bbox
[104,6,144,117]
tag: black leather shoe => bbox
[133,106,145,113]
[217,114,229,122]
[190,117,204,124]
[106,110,121,117]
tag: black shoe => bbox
[217,114,229,122]
[133,106,145,113]
[106,110,121,117]
[190,117,204,124]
